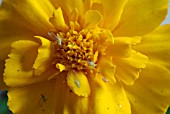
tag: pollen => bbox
[49,27,105,73]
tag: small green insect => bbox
[41,94,47,103]
[74,79,80,88]
[39,94,47,107]
[88,61,96,68]
[102,77,109,82]
[48,32,62,46]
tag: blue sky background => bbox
[162,2,170,24]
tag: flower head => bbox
[0,0,170,114]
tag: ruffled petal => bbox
[4,40,39,87]
[67,70,91,97]
[1,0,55,35]
[8,80,57,114]
[90,74,131,114]
[124,62,170,114]
[98,57,116,84]
[4,40,57,87]
[113,51,148,85]
[113,0,169,36]
[106,36,142,58]
[55,72,90,114]
[134,24,170,70]
[91,0,127,31]
[0,60,7,90]
[33,36,54,76]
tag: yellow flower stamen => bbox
[49,26,106,73]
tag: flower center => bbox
[48,28,105,72]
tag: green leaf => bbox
[0,90,12,114]
[166,107,170,114]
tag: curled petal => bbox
[55,73,90,114]
[106,36,142,58]
[113,50,148,85]
[33,36,53,76]
[4,40,58,87]
[67,70,91,97]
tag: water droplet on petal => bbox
[118,104,122,108]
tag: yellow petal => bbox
[0,1,30,35]
[49,7,69,31]
[90,74,131,114]
[4,40,57,87]
[33,36,53,76]
[100,29,114,45]
[55,72,90,114]
[0,2,36,60]
[56,63,66,72]
[106,36,142,58]
[0,60,8,90]
[134,24,170,70]
[1,0,55,35]
[56,0,91,16]
[67,70,91,97]
[83,10,103,28]
[92,0,127,31]
[98,57,116,84]
[113,0,169,36]
[4,40,38,87]
[124,62,170,114]
[113,50,148,85]
[69,8,79,22]
[8,80,57,114]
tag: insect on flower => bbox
[1,0,170,114]
[102,77,109,83]
[39,94,47,107]
[48,32,62,46]
[74,79,81,88]
[88,61,96,68]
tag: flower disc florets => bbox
[49,28,106,73]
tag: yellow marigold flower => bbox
[0,0,170,114]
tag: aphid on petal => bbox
[74,79,81,88]
[48,32,62,45]
[88,61,96,68]
[39,94,47,107]
[102,77,109,83]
